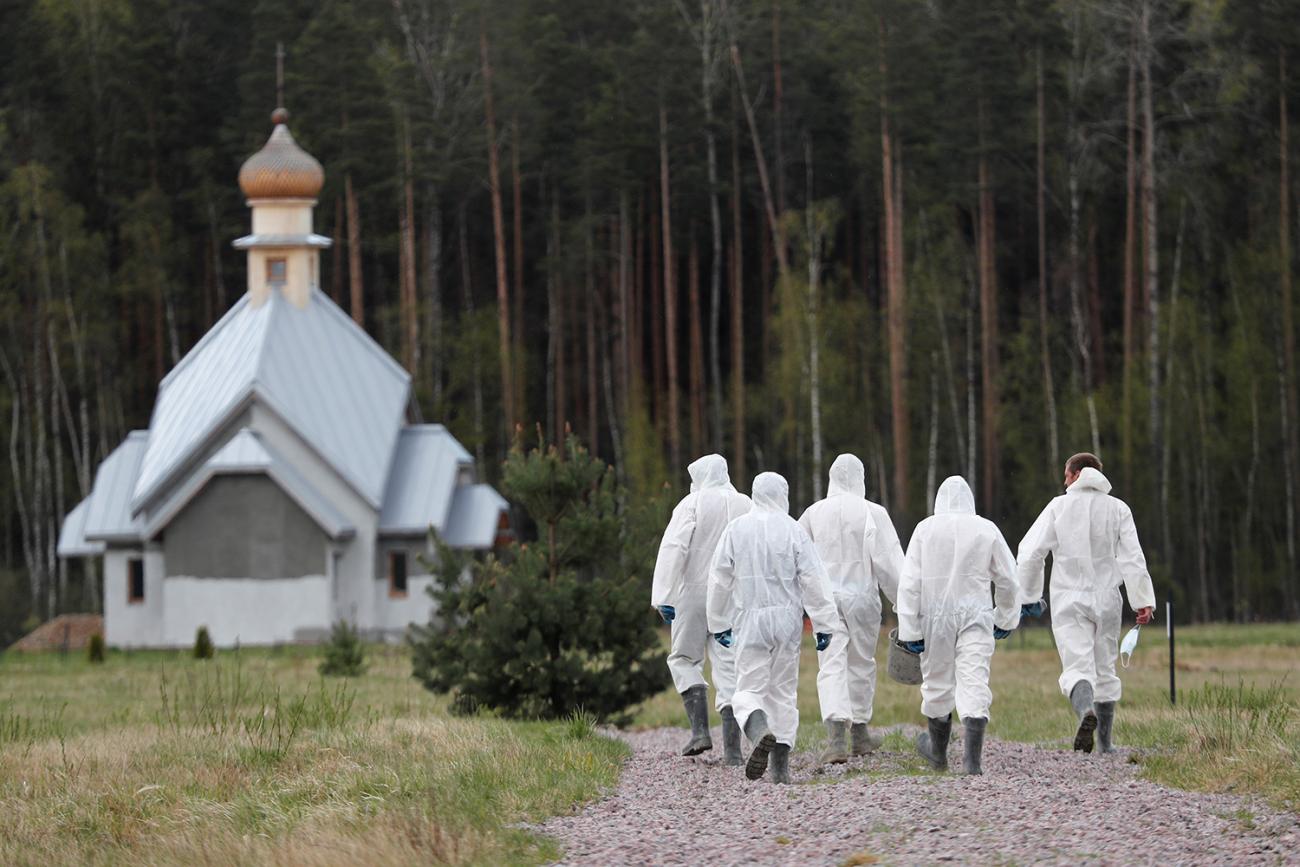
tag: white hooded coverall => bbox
[707,472,839,746]
[1016,467,1156,703]
[798,454,904,725]
[651,455,753,709]
[897,476,1020,721]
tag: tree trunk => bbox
[585,193,598,452]
[331,194,344,305]
[880,18,909,520]
[731,83,746,483]
[1281,45,1298,615]
[772,0,785,216]
[1140,1,1161,521]
[401,116,419,374]
[700,0,724,449]
[688,231,705,456]
[650,185,665,431]
[978,98,998,516]
[660,104,681,470]
[512,117,526,423]
[427,183,444,411]
[731,45,790,276]
[459,204,485,468]
[345,172,364,327]
[1036,46,1060,481]
[805,135,824,500]
[480,21,514,437]
[1122,32,1138,482]
[550,188,567,444]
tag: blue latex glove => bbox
[815,632,832,652]
[1021,601,1045,619]
[902,639,925,654]
[714,629,733,648]
[994,627,1013,640]
[657,605,675,625]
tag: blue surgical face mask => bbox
[1119,626,1141,668]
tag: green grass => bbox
[0,645,626,866]
[629,621,1300,806]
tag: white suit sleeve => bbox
[895,531,924,642]
[990,530,1022,632]
[650,496,696,608]
[1015,503,1057,605]
[1116,502,1156,611]
[868,510,904,608]
[706,528,737,634]
[794,528,839,635]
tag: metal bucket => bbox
[886,626,923,685]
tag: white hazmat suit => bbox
[798,454,903,726]
[707,472,839,746]
[651,454,752,709]
[1017,466,1155,703]
[897,476,1020,721]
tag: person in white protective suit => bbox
[1016,452,1155,754]
[707,472,839,783]
[798,454,904,765]
[650,455,753,761]
[896,475,1020,775]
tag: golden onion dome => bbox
[238,108,324,200]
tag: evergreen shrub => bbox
[319,620,367,677]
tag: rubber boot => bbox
[820,719,850,765]
[915,713,952,771]
[720,705,743,766]
[850,723,883,756]
[963,717,987,775]
[1095,701,1116,754]
[743,709,777,780]
[1070,680,1098,754]
[680,685,713,756]
[770,743,792,784]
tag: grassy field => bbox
[0,645,625,866]
[1,623,1296,866]
[629,621,1300,807]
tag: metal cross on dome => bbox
[275,41,285,110]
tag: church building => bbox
[57,108,506,647]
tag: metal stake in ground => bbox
[1167,599,1175,705]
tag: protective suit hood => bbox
[1068,466,1112,495]
[688,454,731,491]
[826,454,866,498]
[934,476,976,515]
[752,472,790,514]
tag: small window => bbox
[388,550,408,598]
[128,558,145,604]
[266,257,287,286]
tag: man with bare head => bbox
[1017,452,1156,754]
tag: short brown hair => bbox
[1066,452,1103,475]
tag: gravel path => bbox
[537,726,1300,866]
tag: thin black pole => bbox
[1167,599,1176,705]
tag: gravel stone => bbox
[536,726,1300,865]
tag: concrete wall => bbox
[103,545,163,647]
[372,537,438,637]
[163,475,326,579]
[161,575,331,646]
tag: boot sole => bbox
[681,737,713,757]
[1073,711,1097,753]
[745,733,777,780]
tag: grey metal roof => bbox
[132,288,410,513]
[141,428,353,540]
[379,425,473,535]
[440,484,509,549]
[83,432,148,541]
[57,496,106,557]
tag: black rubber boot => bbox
[963,717,987,775]
[1095,701,1116,754]
[770,742,792,784]
[850,723,883,756]
[820,719,850,765]
[743,710,777,780]
[720,705,743,766]
[1070,680,1098,754]
[680,685,713,756]
[915,713,952,771]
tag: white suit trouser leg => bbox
[919,614,995,721]
[666,583,737,710]
[731,634,801,746]
[1052,588,1124,702]
[816,594,882,723]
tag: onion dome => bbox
[238,108,324,200]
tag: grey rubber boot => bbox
[720,705,743,766]
[743,709,778,780]
[963,717,987,775]
[820,719,850,765]
[1070,680,1098,754]
[850,723,883,756]
[680,685,713,756]
[770,742,792,784]
[915,713,952,771]
[1095,701,1116,754]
